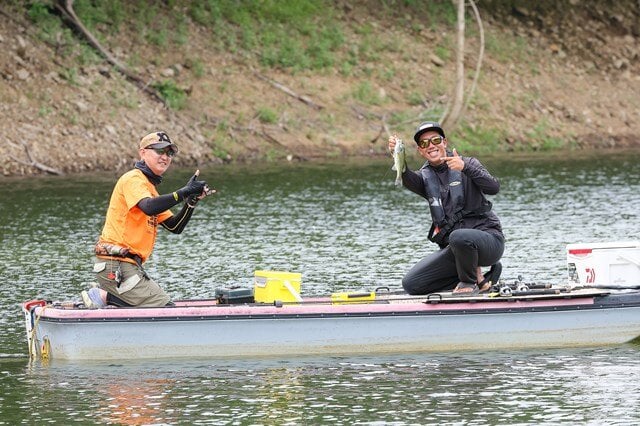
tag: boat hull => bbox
[22,290,640,360]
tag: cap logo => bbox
[157,132,171,143]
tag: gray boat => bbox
[21,286,640,361]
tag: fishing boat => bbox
[21,285,640,361]
[21,242,640,361]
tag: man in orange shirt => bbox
[82,131,213,308]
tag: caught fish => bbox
[391,136,406,186]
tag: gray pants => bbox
[94,257,170,307]
[402,229,504,295]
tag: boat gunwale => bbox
[30,298,640,324]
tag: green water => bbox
[1,152,639,423]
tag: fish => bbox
[391,136,406,186]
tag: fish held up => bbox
[391,135,406,187]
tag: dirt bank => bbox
[1,1,639,177]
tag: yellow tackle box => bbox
[254,270,302,303]
[331,291,376,304]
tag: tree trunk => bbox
[462,0,485,117]
[440,0,465,129]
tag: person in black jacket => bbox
[388,121,504,296]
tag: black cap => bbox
[413,121,446,143]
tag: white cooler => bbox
[567,241,640,288]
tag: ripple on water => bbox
[1,155,639,423]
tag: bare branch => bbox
[55,0,167,106]
[7,139,64,175]
[254,73,324,110]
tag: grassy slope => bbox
[2,0,639,176]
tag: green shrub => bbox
[257,107,278,124]
[352,82,387,106]
[457,125,506,153]
[191,0,343,71]
[526,119,565,150]
[152,80,187,110]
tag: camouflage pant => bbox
[93,257,170,307]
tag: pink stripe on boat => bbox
[35,297,596,320]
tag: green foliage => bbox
[152,80,187,110]
[188,58,206,78]
[351,82,386,106]
[427,72,448,98]
[27,1,68,44]
[387,111,415,127]
[434,44,450,62]
[420,1,457,27]
[146,26,168,46]
[174,14,190,45]
[38,106,52,117]
[60,67,78,85]
[407,92,424,106]
[210,142,230,160]
[26,1,51,23]
[257,107,278,124]
[485,32,532,65]
[186,0,344,71]
[77,44,101,66]
[456,125,506,153]
[525,119,565,150]
[72,0,127,34]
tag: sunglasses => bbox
[147,147,176,158]
[417,135,444,149]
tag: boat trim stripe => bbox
[35,301,640,324]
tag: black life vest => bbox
[419,165,464,227]
[419,164,491,247]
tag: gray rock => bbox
[161,67,175,77]
[429,54,444,67]
[73,100,89,112]
[16,35,27,59]
[16,69,29,80]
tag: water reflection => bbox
[2,345,638,424]
[98,378,173,425]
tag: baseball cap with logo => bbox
[413,121,446,144]
[139,131,179,155]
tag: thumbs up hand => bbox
[440,148,465,171]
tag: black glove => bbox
[186,184,216,207]
[175,174,207,201]
[186,194,199,207]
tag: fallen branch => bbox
[258,130,287,148]
[370,114,392,144]
[351,105,385,121]
[248,128,310,161]
[7,139,64,175]
[370,125,385,144]
[54,0,166,106]
[254,73,324,110]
